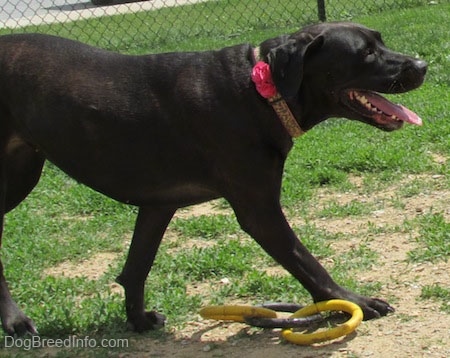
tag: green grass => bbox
[1,0,321,52]
[0,0,439,53]
[171,214,240,241]
[0,1,449,354]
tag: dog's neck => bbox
[252,48,304,138]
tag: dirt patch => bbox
[44,252,118,280]
[175,200,230,219]
[44,174,450,357]
[44,252,124,295]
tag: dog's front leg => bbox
[116,206,175,332]
[230,197,394,320]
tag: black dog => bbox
[0,22,426,335]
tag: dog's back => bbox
[0,34,258,205]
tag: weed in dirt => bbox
[421,285,450,314]
[408,213,450,263]
[365,221,393,235]
[333,244,379,272]
[317,200,374,218]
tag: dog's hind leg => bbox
[3,137,46,212]
[116,206,175,332]
[0,136,45,335]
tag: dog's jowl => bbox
[0,22,426,335]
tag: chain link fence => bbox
[0,0,442,51]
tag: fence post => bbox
[317,0,326,21]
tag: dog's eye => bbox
[363,47,376,59]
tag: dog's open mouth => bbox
[343,90,422,130]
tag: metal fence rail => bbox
[0,0,440,51]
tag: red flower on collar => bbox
[251,61,277,99]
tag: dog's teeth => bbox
[353,92,388,117]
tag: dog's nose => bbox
[414,59,427,76]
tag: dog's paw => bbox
[337,293,394,320]
[127,311,166,332]
[2,312,38,337]
[318,288,394,321]
[359,297,395,320]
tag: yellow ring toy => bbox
[199,305,277,323]
[281,299,363,345]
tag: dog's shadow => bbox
[44,2,95,11]
[189,321,357,355]
[45,0,144,12]
[11,317,357,354]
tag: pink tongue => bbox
[398,105,423,126]
[367,93,423,126]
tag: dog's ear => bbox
[268,34,324,99]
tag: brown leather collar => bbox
[253,48,304,137]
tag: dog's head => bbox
[259,22,427,131]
